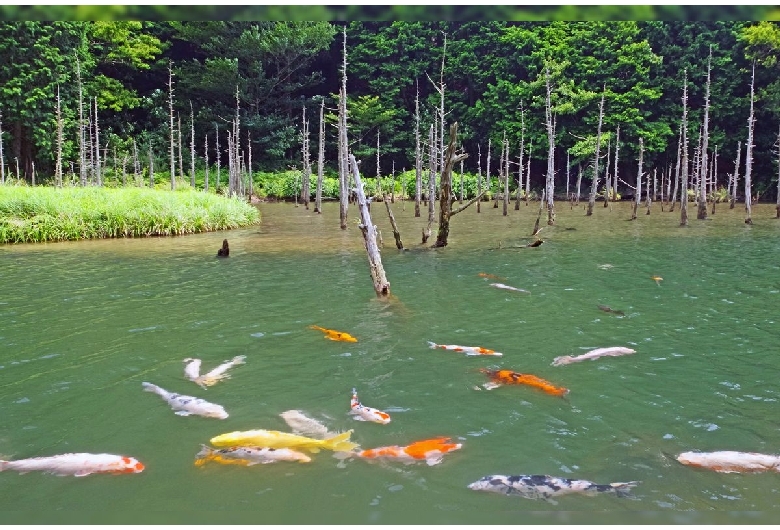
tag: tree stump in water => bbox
[217,239,229,257]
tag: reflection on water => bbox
[1,200,779,523]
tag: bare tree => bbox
[178,114,184,182]
[544,67,556,225]
[350,153,390,297]
[248,132,253,199]
[645,168,653,215]
[76,55,86,187]
[502,134,510,215]
[710,146,718,215]
[730,141,741,209]
[477,143,482,213]
[515,104,525,210]
[338,27,349,230]
[0,110,4,184]
[315,98,325,213]
[204,134,209,192]
[631,137,644,220]
[603,139,611,208]
[168,60,175,190]
[680,69,690,226]
[775,127,780,218]
[423,124,436,243]
[133,139,139,186]
[190,101,196,188]
[414,79,422,217]
[215,123,221,192]
[670,122,681,212]
[697,46,713,219]
[93,97,101,186]
[525,143,532,206]
[587,86,606,216]
[55,85,63,187]
[385,195,404,250]
[148,142,154,188]
[745,61,756,225]
[301,102,311,209]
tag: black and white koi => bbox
[467,474,639,504]
[142,382,229,419]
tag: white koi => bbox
[676,451,780,473]
[350,388,391,424]
[552,346,637,367]
[468,474,639,504]
[0,453,144,477]
[183,357,202,381]
[279,410,339,439]
[489,282,530,294]
[195,444,311,466]
[196,356,246,388]
[427,341,503,357]
[142,382,228,419]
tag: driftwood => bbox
[350,154,391,297]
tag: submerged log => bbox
[350,154,391,297]
[384,199,404,250]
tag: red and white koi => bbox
[350,388,391,424]
[184,356,246,388]
[676,451,780,473]
[195,444,311,466]
[356,437,463,466]
[0,453,144,477]
[552,346,636,367]
[142,382,229,419]
[427,341,503,357]
[489,282,530,294]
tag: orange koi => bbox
[478,272,507,281]
[309,325,357,343]
[651,276,663,286]
[428,341,503,357]
[480,369,569,397]
[357,437,462,466]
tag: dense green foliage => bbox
[0,186,260,243]
[2,20,780,198]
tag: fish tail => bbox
[611,481,640,497]
[324,430,359,452]
[427,341,438,349]
[231,355,246,365]
[141,382,162,394]
[0,460,7,472]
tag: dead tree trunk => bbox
[423,124,436,243]
[525,143,532,206]
[631,138,644,220]
[603,139,611,208]
[385,199,404,250]
[301,102,311,209]
[745,61,756,225]
[515,104,525,210]
[148,143,154,188]
[697,46,713,220]
[776,127,780,218]
[168,60,176,190]
[730,141,741,209]
[315,98,325,213]
[670,122,681,212]
[587,86,606,216]
[645,168,653,215]
[0,110,4,184]
[55,85,63,187]
[414,79,422,218]
[76,56,86,187]
[93,98,101,186]
[350,153,390,297]
[215,124,221,191]
[178,114,184,183]
[532,190,545,237]
[433,122,476,248]
[544,67,556,225]
[459,158,464,204]
[575,163,582,205]
[338,27,349,230]
[204,134,209,192]
[477,143,482,213]
[711,147,718,215]
[502,133,510,215]
[680,69,690,226]
[190,101,196,188]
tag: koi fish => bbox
[427,341,503,357]
[142,382,229,419]
[194,444,311,466]
[0,453,144,477]
[309,325,358,343]
[479,369,569,397]
[192,355,246,388]
[651,275,663,286]
[597,304,625,316]
[489,283,530,294]
[467,474,639,504]
[356,437,462,466]
[551,346,637,367]
[279,410,338,439]
[183,358,202,381]
[210,429,358,453]
[350,388,391,424]
[478,272,507,281]
[676,451,780,473]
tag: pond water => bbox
[1,198,779,524]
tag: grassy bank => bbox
[0,186,260,244]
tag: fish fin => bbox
[175,410,192,416]
[231,355,247,365]
[141,382,160,393]
[196,445,214,460]
[612,481,641,498]
[324,430,359,452]
[74,471,92,477]
[425,455,444,466]
[307,447,321,454]
[543,496,559,506]
[483,382,502,390]
[194,458,208,467]
[427,341,437,349]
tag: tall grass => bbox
[0,186,260,244]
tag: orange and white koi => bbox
[489,282,530,294]
[427,341,503,357]
[195,444,311,466]
[309,325,358,343]
[350,388,391,424]
[0,453,144,477]
[356,437,462,466]
[479,369,569,397]
[676,451,780,473]
[478,272,507,281]
[187,355,246,388]
[552,346,636,367]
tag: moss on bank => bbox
[0,186,260,244]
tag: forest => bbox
[1,20,780,206]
